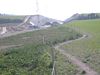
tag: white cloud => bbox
[0,0,100,20]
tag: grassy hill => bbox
[0,25,81,75]
[62,19,100,74]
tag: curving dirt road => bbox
[54,35,98,75]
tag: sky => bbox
[0,0,100,21]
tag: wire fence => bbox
[50,44,57,75]
[52,61,56,75]
[35,0,57,74]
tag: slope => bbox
[62,19,100,74]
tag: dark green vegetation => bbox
[62,19,100,73]
[0,45,52,75]
[64,13,100,23]
[0,15,25,24]
[0,26,82,75]
[75,13,100,20]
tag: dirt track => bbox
[54,35,98,75]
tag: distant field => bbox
[0,15,25,20]
[0,25,82,75]
[62,19,100,73]
[0,15,25,24]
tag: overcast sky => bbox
[0,0,100,20]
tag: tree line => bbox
[77,13,100,20]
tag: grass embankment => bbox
[62,19,100,73]
[0,26,81,75]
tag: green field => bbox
[0,25,82,75]
[62,19,100,73]
[0,15,25,20]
